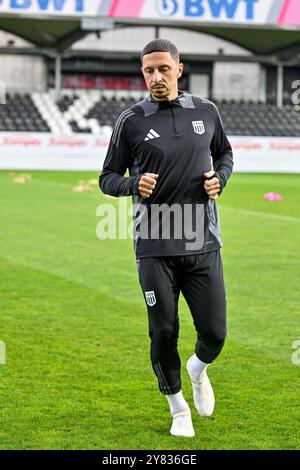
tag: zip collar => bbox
[148,90,186,108]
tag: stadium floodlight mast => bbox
[0,80,6,105]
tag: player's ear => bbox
[177,63,184,79]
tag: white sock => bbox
[166,390,190,416]
[188,354,209,378]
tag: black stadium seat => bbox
[214,99,300,137]
[0,93,50,133]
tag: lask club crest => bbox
[145,291,156,307]
[192,121,205,135]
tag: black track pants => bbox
[137,249,227,395]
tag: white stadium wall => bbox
[0,55,47,93]
[72,27,251,56]
[0,133,300,173]
[0,31,47,93]
[213,63,266,102]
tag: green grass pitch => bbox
[0,170,299,450]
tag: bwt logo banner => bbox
[0,0,98,15]
[154,0,275,23]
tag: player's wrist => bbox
[133,174,144,196]
[213,172,223,195]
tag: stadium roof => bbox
[192,23,300,59]
[0,16,299,60]
[0,16,86,51]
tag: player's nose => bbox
[153,70,162,83]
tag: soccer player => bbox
[99,39,233,437]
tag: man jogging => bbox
[99,39,233,437]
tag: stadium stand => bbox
[214,100,300,137]
[1,91,299,137]
[0,93,50,133]
[56,94,79,113]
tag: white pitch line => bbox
[219,206,300,223]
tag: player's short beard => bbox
[151,85,169,100]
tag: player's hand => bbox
[204,170,220,200]
[139,173,159,198]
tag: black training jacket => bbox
[99,92,233,258]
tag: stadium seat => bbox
[0,93,51,133]
[1,92,299,137]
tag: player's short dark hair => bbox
[141,39,180,63]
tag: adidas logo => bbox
[144,129,160,141]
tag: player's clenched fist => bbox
[139,173,159,198]
[204,170,221,200]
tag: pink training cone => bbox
[264,192,284,201]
